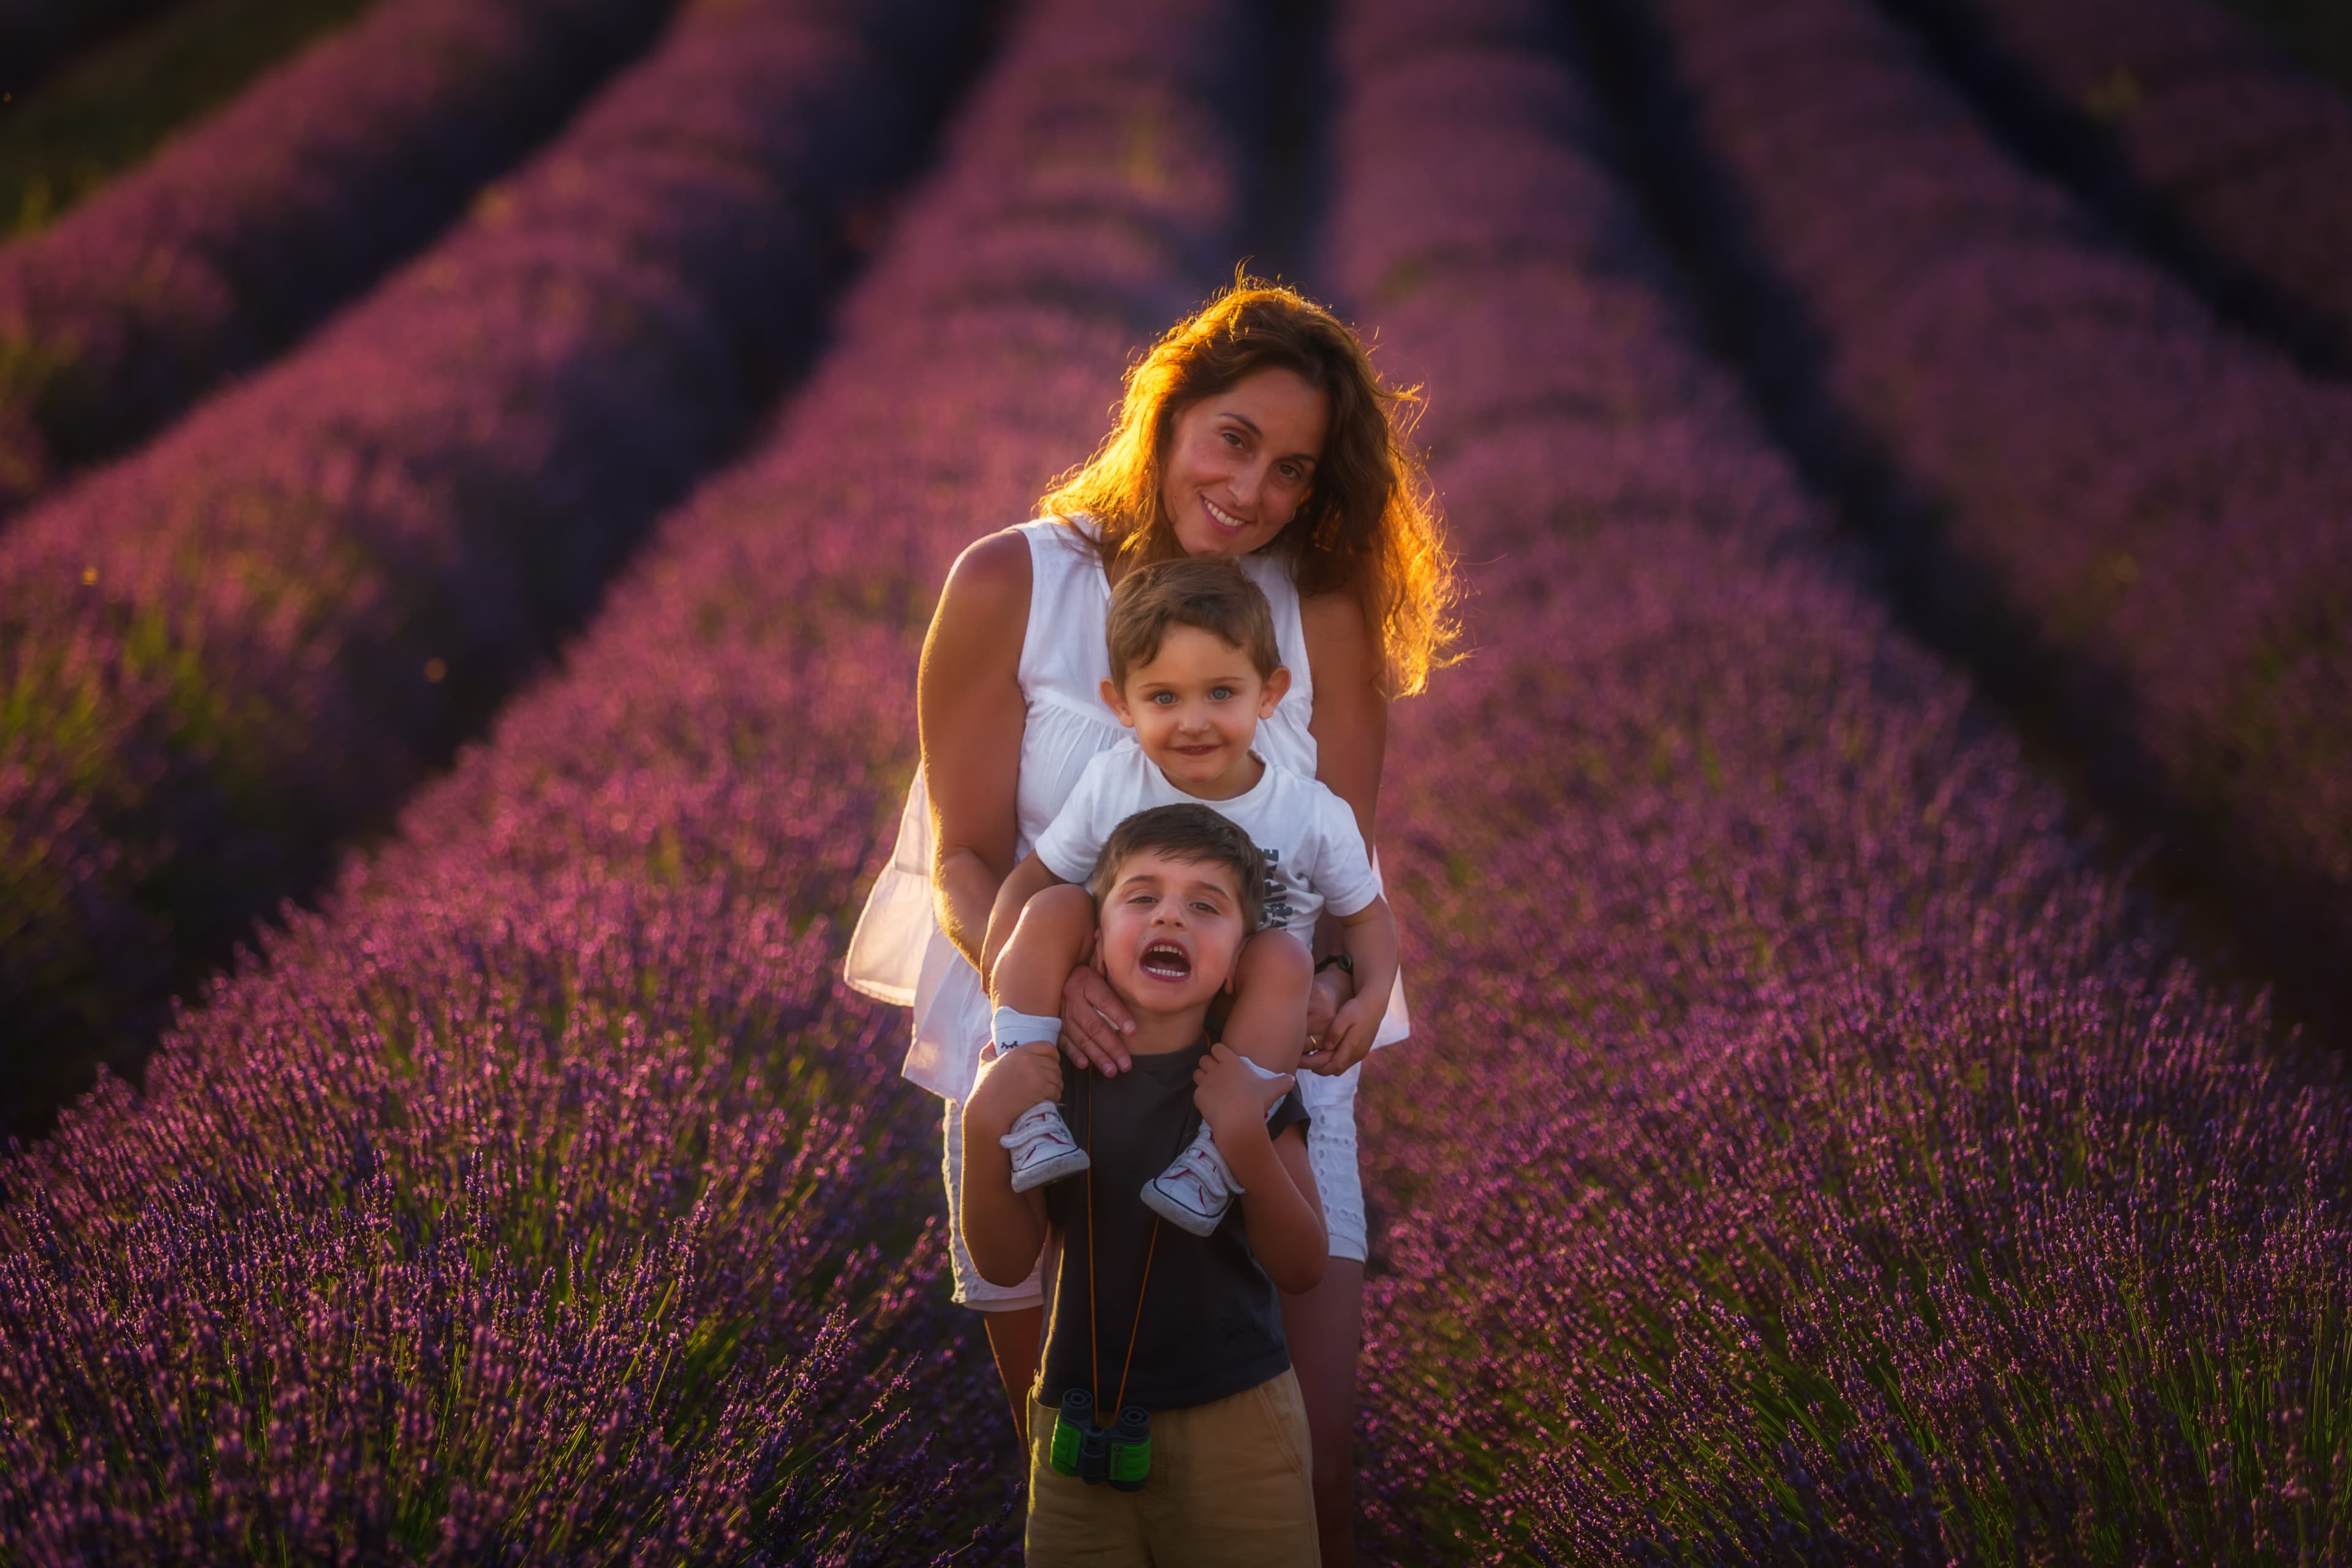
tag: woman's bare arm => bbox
[1302,589,1387,850]
[979,852,1068,989]
[1302,589,1391,1057]
[921,530,1031,971]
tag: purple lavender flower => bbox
[0,0,973,1133]
[1318,0,2352,1556]
[1,0,1263,1556]
[1893,0,2352,369]
[0,0,680,518]
[1615,0,2352,1042]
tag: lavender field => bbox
[2,0,2346,1561]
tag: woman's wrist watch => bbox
[1313,954,1354,978]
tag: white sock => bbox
[985,1006,1063,1082]
[992,1005,1062,1050]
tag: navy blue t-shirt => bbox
[1033,1041,1310,1413]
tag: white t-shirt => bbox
[1032,740,1382,943]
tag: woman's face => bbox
[1158,366,1330,558]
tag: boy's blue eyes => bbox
[1148,687,1236,704]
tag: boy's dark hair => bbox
[1090,804,1267,934]
[1105,556,1282,688]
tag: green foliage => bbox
[0,0,377,236]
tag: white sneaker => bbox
[1141,1126,1243,1237]
[1000,1101,1089,1193]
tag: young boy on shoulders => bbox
[978,556,1400,1237]
[962,803,1325,1565]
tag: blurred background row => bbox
[1,0,2347,1559]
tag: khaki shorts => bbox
[1025,1368,1319,1566]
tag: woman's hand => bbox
[1059,958,1135,1077]
[1298,962,1353,1074]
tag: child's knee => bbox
[1021,882,1098,947]
[1236,929,1313,995]
[1006,882,1095,956]
[994,883,1100,1009]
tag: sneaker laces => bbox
[1160,1133,1242,1202]
[1001,1102,1072,1156]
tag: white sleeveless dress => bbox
[846,516,1401,1294]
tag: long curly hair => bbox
[1038,278,1460,698]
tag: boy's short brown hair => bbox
[1090,803,1267,934]
[1106,557,1282,688]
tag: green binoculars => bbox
[1048,1388,1151,1491]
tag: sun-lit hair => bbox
[1090,803,1267,935]
[1104,556,1281,690]
[1039,277,1460,697]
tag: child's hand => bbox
[1307,995,1381,1076]
[1193,1041,1293,1145]
[968,1040,1063,1137]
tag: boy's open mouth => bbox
[1139,941,1192,981]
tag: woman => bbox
[847,279,1455,1565]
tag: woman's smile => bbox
[1200,494,1253,537]
[1159,365,1329,558]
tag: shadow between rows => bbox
[1,2,1016,1145]
[1558,0,2350,1069]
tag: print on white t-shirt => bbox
[1031,741,1381,942]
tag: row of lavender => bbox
[0,0,1264,1554]
[1602,0,2352,1038]
[1886,0,2352,371]
[0,0,679,518]
[1319,0,2348,1556]
[0,0,973,1136]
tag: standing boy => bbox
[962,804,1325,1565]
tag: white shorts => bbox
[1298,1061,1368,1264]
[941,1060,1368,1311]
[943,1091,1045,1311]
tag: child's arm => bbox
[959,1042,1058,1287]
[979,851,1066,990]
[1194,1044,1325,1294]
[1315,895,1400,1075]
